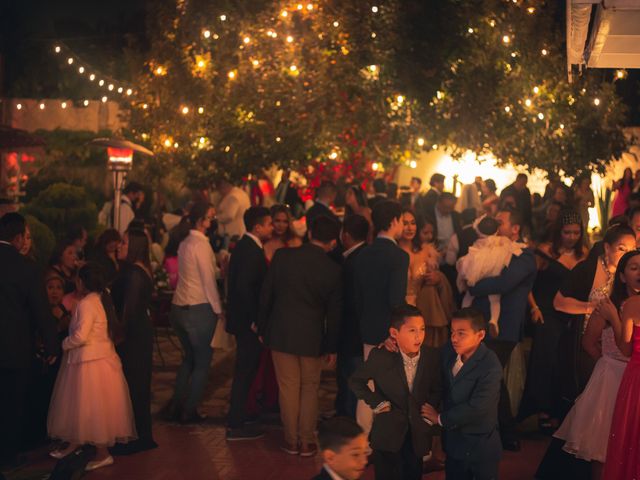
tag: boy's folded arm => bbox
[348,354,389,408]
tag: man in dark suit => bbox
[422,308,503,480]
[0,213,59,467]
[226,207,273,440]
[353,200,408,435]
[500,173,532,232]
[335,214,369,418]
[258,215,342,456]
[468,207,536,452]
[367,178,388,210]
[306,180,339,228]
[350,304,442,480]
[312,417,368,480]
[415,173,445,221]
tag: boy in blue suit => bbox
[422,308,503,480]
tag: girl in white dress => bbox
[457,216,526,337]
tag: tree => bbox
[405,0,630,177]
[126,0,423,188]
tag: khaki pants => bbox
[356,344,376,436]
[271,350,323,446]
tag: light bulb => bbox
[83,100,89,106]
[541,49,548,56]
[371,32,377,38]
[524,98,532,107]
[108,84,114,91]
[502,35,510,44]
[224,145,231,152]
[276,136,282,142]
[220,14,227,21]
[198,106,204,114]
[198,60,206,68]
[290,65,297,72]
[409,160,417,169]
[203,29,211,39]
[117,87,123,93]
[368,65,377,72]
[560,123,565,129]
[372,162,379,171]
[297,4,303,10]
[199,137,206,144]
[252,59,260,67]
[228,70,236,79]
[101,96,108,103]
[164,139,172,147]
[39,103,45,110]
[333,21,340,27]
[61,102,67,109]
[504,106,511,112]
[537,112,544,120]
[181,106,189,114]
[16,103,22,110]
[533,86,540,94]
[372,6,379,13]
[286,35,294,43]
[89,74,96,81]
[67,57,74,64]
[417,138,425,146]
[281,10,288,17]
[593,98,601,106]
[396,95,404,104]
[243,36,251,44]
[306,4,313,10]
[54,46,61,53]
[173,142,179,148]
[329,152,338,159]
[78,66,85,74]
[468,27,474,34]
[616,70,626,79]
[142,103,148,109]
[432,144,438,150]
[99,80,105,86]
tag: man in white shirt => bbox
[117,182,145,235]
[215,179,251,240]
[168,201,223,423]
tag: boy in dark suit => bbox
[421,308,503,480]
[350,304,442,480]
[312,417,368,480]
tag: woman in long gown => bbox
[110,229,158,455]
[611,167,633,218]
[554,251,638,479]
[48,263,136,471]
[398,209,454,348]
[603,271,640,479]
[519,211,587,429]
[552,224,636,415]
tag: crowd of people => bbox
[2,167,640,480]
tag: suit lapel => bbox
[451,344,486,385]
[394,352,410,393]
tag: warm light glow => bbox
[489,19,496,27]
[61,102,67,109]
[252,59,260,67]
[533,86,540,94]
[371,32,377,38]
[286,35,294,43]
[39,103,45,110]
[164,139,172,147]
[220,14,227,21]
[468,27,474,34]
[142,103,148,109]
[78,66,85,74]
[372,6,379,13]
[126,88,133,95]
[199,137,206,144]
[224,145,231,152]
[108,84,114,91]
[615,69,627,79]
[436,90,444,100]
[67,57,74,64]
[396,95,405,104]
[101,96,108,103]
[537,112,544,120]
[117,87,123,93]
[333,21,339,27]
[181,106,189,114]
[281,10,288,17]
[228,70,236,79]
[329,152,338,159]
[203,29,211,39]
[198,106,204,114]
[99,80,105,86]
[560,123,565,129]
[372,162,380,171]
[173,142,179,148]
[593,98,601,106]
[306,4,313,10]
[89,74,96,81]
[54,46,61,53]
[417,137,425,146]
[297,4,303,10]
[83,100,89,106]
[276,136,282,142]
[541,48,548,56]
[432,144,438,150]
[409,160,417,169]
[524,98,532,107]
[243,36,251,44]
[16,103,22,110]
[502,35,510,44]
[289,65,298,72]
[504,106,511,112]
[527,7,535,14]
[155,66,166,76]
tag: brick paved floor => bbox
[4,333,550,480]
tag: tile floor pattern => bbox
[5,332,549,480]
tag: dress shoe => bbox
[158,400,182,421]
[299,443,318,457]
[281,442,299,455]
[502,438,521,451]
[226,426,265,441]
[85,455,114,471]
[49,450,67,460]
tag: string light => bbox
[372,6,379,13]
[329,152,338,159]
[16,103,22,110]
[537,112,544,120]
[281,10,288,17]
[220,14,227,21]
[54,46,61,53]
[527,7,535,14]
[560,123,565,129]
[67,57,74,64]
[39,103,45,110]
[78,66,85,74]
[276,136,282,142]
[117,87,123,93]
[198,106,204,114]
[533,86,540,94]
[203,29,211,39]
[615,69,627,79]
[306,4,313,10]
[142,103,148,109]
[297,4,303,10]
[252,59,260,67]
[98,80,105,86]
[371,32,377,38]
[108,84,114,91]
[432,144,438,150]
[228,70,236,79]
[199,137,206,144]
[286,35,294,43]
[333,21,339,27]
[89,74,96,81]
[83,100,89,106]
[524,98,532,107]
[409,160,417,169]
[502,35,510,44]
[224,145,231,152]
[396,95,404,104]
[61,102,67,109]
[468,27,474,34]
[368,65,377,72]
[101,96,108,103]
[197,59,206,68]
[243,36,251,44]
[181,106,189,114]
[593,98,601,106]
[541,48,548,56]
[289,65,298,72]
[164,139,172,147]
[504,106,511,112]
[417,137,425,146]
[372,162,380,171]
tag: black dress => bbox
[111,263,157,454]
[518,250,571,420]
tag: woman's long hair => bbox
[550,210,585,260]
[401,208,422,253]
[345,184,368,216]
[126,229,152,273]
[610,250,640,309]
[164,218,190,257]
[270,204,294,242]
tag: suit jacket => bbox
[469,248,537,342]
[258,243,342,356]
[226,235,268,334]
[305,201,339,230]
[349,345,442,456]
[311,467,334,480]
[354,237,409,345]
[415,189,439,220]
[367,194,387,211]
[0,243,59,369]
[440,342,502,463]
[339,243,366,357]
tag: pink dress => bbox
[48,292,137,446]
[612,182,631,217]
[603,324,640,478]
